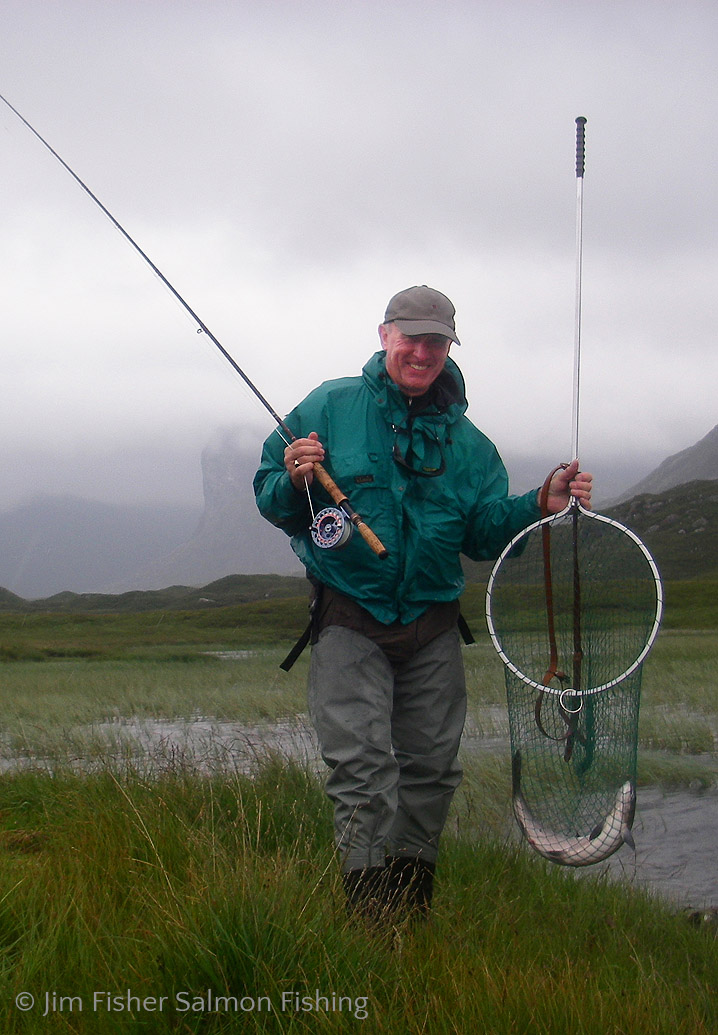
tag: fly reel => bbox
[310,506,353,550]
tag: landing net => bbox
[486,505,663,863]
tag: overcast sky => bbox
[1,0,715,511]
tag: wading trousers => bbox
[308,624,467,873]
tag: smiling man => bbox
[253,285,592,924]
[379,285,455,396]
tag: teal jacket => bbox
[253,351,540,625]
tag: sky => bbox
[1,0,716,513]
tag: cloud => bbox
[0,0,716,512]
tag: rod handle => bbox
[313,463,389,559]
[575,116,587,178]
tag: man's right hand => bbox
[284,431,325,490]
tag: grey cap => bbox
[383,285,461,345]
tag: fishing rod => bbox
[0,92,388,559]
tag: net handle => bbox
[571,116,587,462]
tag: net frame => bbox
[485,501,664,699]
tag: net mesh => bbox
[487,507,662,863]
[506,668,641,840]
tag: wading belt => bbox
[280,581,475,671]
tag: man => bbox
[253,285,592,921]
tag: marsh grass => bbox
[1,627,717,786]
[0,592,716,1030]
[0,652,309,754]
[0,599,310,662]
[637,632,718,775]
[0,759,715,1034]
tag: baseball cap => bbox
[383,285,461,345]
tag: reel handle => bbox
[313,462,389,559]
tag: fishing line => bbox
[0,91,383,557]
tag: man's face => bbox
[379,323,451,397]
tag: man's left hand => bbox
[543,459,593,513]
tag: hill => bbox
[604,479,718,580]
[0,573,308,614]
[0,436,300,599]
[1,476,716,620]
[2,424,716,600]
[460,478,718,586]
[0,495,201,600]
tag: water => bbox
[600,785,718,909]
[0,715,321,777]
[4,715,716,909]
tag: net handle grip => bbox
[575,116,587,178]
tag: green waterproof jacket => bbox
[253,351,540,625]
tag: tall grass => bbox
[0,593,716,1031]
[0,652,309,737]
[0,759,715,1034]
[1,628,716,786]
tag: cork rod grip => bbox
[313,463,389,559]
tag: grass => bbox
[0,759,715,1034]
[0,613,716,785]
[0,583,716,1032]
[0,597,310,662]
[0,652,309,732]
[0,577,715,667]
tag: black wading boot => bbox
[384,855,435,920]
[341,867,390,923]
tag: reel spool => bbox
[310,507,353,550]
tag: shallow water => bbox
[4,715,716,909]
[599,785,718,909]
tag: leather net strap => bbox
[534,464,584,755]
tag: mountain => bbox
[604,479,718,581]
[0,433,300,599]
[115,434,302,591]
[0,496,200,600]
[3,424,716,599]
[610,424,718,504]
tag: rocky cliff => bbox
[118,431,301,590]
